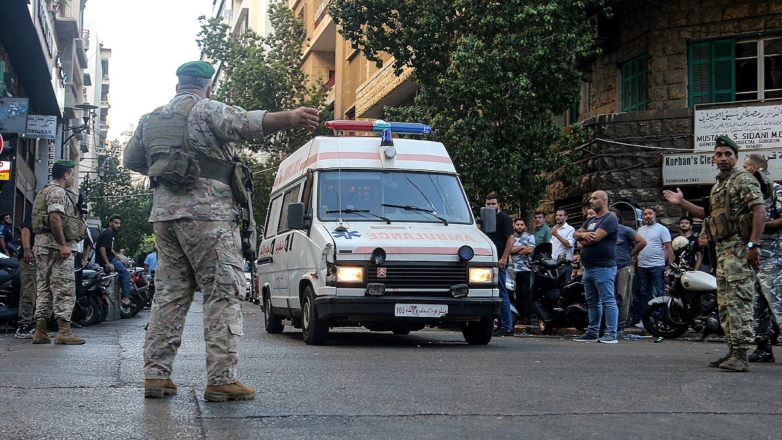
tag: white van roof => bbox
[272,136,456,192]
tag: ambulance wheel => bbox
[302,286,328,345]
[462,317,494,345]
[264,292,283,334]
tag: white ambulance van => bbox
[257,120,501,345]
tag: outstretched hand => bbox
[662,188,684,205]
[289,107,319,131]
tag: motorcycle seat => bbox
[0,257,19,269]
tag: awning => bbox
[0,1,61,119]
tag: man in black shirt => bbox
[96,214,131,305]
[484,194,515,336]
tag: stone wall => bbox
[585,0,782,119]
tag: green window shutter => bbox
[637,55,647,111]
[622,55,647,112]
[689,42,711,106]
[711,39,735,103]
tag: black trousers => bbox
[515,271,535,322]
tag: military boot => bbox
[32,318,51,344]
[719,348,750,372]
[204,380,256,402]
[748,340,775,363]
[708,346,732,368]
[54,319,85,345]
[144,379,178,398]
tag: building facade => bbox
[542,0,782,230]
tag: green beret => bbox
[175,61,215,79]
[715,135,739,154]
[54,159,76,168]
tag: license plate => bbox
[394,304,448,318]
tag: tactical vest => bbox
[32,183,87,242]
[705,169,753,242]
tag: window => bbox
[621,55,647,112]
[264,195,283,239]
[277,184,302,233]
[689,37,782,106]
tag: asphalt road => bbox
[1,294,781,439]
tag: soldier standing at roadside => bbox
[124,61,319,401]
[664,135,766,372]
[30,159,87,345]
[742,154,782,362]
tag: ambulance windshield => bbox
[317,170,473,224]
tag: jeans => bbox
[633,266,665,321]
[497,269,513,331]
[110,257,131,298]
[582,266,618,337]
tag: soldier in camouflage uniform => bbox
[124,61,318,401]
[664,135,765,372]
[742,154,782,362]
[31,159,85,345]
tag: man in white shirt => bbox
[632,207,673,328]
[550,208,576,283]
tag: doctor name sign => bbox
[662,148,782,186]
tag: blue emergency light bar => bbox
[325,120,432,135]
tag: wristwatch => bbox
[748,242,761,249]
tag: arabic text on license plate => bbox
[394,304,448,318]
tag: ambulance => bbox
[257,120,501,345]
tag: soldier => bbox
[31,159,87,345]
[124,61,318,401]
[664,135,766,372]
[742,154,782,362]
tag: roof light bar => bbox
[325,120,432,135]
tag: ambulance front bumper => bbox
[314,296,501,321]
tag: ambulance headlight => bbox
[469,267,495,284]
[337,266,364,283]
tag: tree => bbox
[80,146,153,260]
[197,1,333,229]
[330,0,608,216]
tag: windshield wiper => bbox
[381,203,448,226]
[326,208,391,224]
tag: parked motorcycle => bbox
[0,255,22,328]
[641,261,720,339]
[120,268,151,319]
[530,243,588,335]
[72,267,110,327]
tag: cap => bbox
[175,61,215,79]
[715,135,739,154]
[54,159,76,168]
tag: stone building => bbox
[543,0,782,231]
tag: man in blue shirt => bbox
[144,247,158,273]
[574,191,620,343]
[0,213,14,256]
[609,207,646,338]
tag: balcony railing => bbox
[314,0,330,27]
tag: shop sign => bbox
[663,147,782,186]
[0,98,30,134]
[0,161,10,181]
[694,104,782,150]
[24,115,57,139]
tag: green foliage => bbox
[134,234,156,266]
[80,146,153,257]
[330,0,608,216]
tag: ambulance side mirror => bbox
[287,203,310,230]
[480,207,496,234]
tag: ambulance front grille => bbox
[367,262,467,292]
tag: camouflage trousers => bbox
[33,247,75,321]
[18,257,38,328]
[715,242,756,350]
[143,219,246,386]
[752,241,782,342]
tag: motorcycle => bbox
[641,261,720,340]
[0,255,22,328]
[72,267,110,327]
[530,243,588,335]
[120,268,151,319]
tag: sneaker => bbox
[574,332,599,342]
[634,322,645,330]
[493,328,513,337]
[598,335,618,344]
[14,325,35,339]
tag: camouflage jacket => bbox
[124,91,266,222]
[710,166,764,252]
[35,181,79,251]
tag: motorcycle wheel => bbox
[75,298,101,327]
[130,296,145,317]
[641,303,688,339]
[94,300,108,325]
[120,300,137,319]
[537,318,558,335]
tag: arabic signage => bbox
[694,104,782,150]
[24,115,57,139]
[0,98,30,134]
[663,148,782,186]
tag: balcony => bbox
[54,3,80,40]
[356,60,418,118]
[306,0,336,57]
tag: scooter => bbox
[0,255,22,329]
[530,243,588,335]
[72,267,110,327]
[120,268,151,319]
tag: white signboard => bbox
[24,115,57,139]
[663,148,782,186]
[694,104,782,150]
